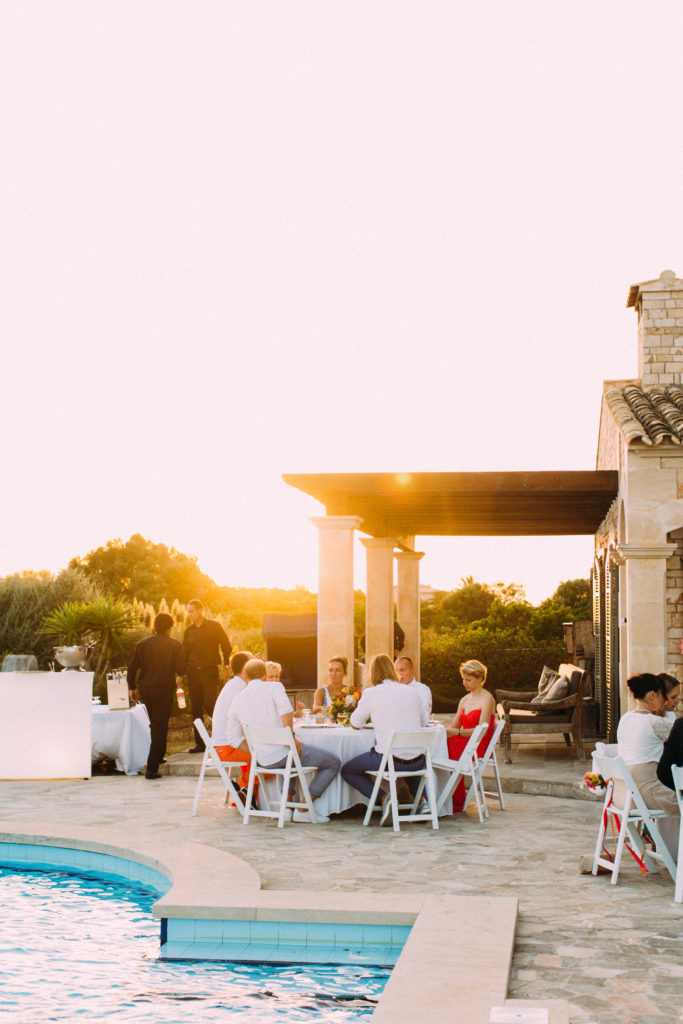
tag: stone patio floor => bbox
[1,740,681,1024]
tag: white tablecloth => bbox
[91,704,151,776]
[291,722,450,818]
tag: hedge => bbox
[420,628,566,713]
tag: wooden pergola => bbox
[283,470,619,681]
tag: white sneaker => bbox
[293,808,330,823]
[379,793,393,826]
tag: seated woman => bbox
[658,672,681,722]
[312,655,348,714]
[445,659,495,813]
[616,672,678,858]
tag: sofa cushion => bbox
[537,665,558,694]
[530,675,569,705]
[566,672,582,697]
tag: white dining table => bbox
[91,704,151,776]
[291,721,450,818]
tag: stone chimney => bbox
[627,269,683,388]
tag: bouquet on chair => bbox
[581,771,608,795]
[329,685,361,725]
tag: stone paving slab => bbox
[0,773,680,1024]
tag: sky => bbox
[2,1,683,605]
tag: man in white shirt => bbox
[227,659,341,822]
[209,651,253,793]
[394,656,432,717]
[212,651,253,745]
[342,660,428,816]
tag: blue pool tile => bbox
[273,944,309,962]
[160,941,197,960]
[241,943,278,961]
[364,924,391,945]
[299,945,337,963]
[0,843,26,863]
[182,941,224,960]
[250,921,278,942]
[277,921,307,944]
[194,919,223,941]
[333,923,364,945]
[166,918,196,940]
[222,920,251,942]
[390,926,411,946]
[306,923,335,945]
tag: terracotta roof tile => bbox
[604,381,683,446]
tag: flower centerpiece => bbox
[329,684,361,725]
[582,771,608,795]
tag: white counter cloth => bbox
[91,704,151,776]
[277,722,450,818]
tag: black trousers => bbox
[138,685,174,774]
[187,666,219,748]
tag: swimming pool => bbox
[0,866,389,1023]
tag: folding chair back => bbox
[363,728,441,832]
[591,755,676,885]
[243,725,318,827]
[191,718,248,817]
[463,716,506,814]
[433,722,488,819]
[672,764,683,903]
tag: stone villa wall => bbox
[666,534,683,693]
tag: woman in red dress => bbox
[445,659,495,812]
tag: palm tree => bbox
[40,602,90,646]
[83,596,140,681]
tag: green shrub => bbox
[0,570,97,668]
[421,627,565,712]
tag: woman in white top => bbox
[616,673,678,857]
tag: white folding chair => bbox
[242,725,318,828]
[363,729,441,833]
[463,717,506,815]
[591,755,677,885]
[191,719,249,817]
[432,723,488,820]
[672,764,683,903]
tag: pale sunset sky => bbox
[2,2,682,604]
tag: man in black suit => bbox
[128,612,185,779]
[181,599,233,752]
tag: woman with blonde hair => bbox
[445,659,495,812]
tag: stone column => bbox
[395,550,425,678]
[360,538,396,670]
[311,516,362,688]
[617,542,676,707]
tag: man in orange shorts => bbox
[212,650,255,798]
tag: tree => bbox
[70,534,215,606]
[440,580,495,624]
[0,569,97,667]
[547,578,591,618]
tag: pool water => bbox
[0,867,389,1023]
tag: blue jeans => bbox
[262,742,341,799]
[341,747,425,801]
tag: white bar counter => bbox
[0,671,93,779]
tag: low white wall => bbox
[0,672,93,779]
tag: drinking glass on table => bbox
[337,711,349,726]
[302,708,311,721]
